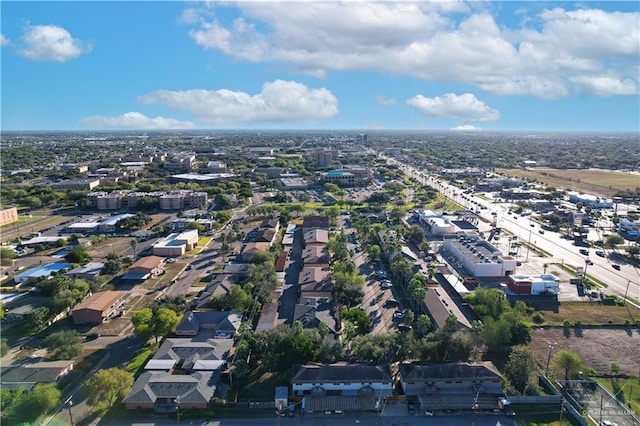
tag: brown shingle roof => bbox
[72,291,126,313]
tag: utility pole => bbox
[471,392,479,426]
[546,343,555,376]
[67,399,74,426]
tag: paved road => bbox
[384,155,640,304]
[84,412,518,426]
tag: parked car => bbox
[407,402,416,415]
[393,311,405,320]
[398,324,413,332]
[424,410,435,416]
[381,280,393,289]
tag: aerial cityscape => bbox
[1,1,639,426]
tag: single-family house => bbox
[66,262,104,281]
[1,360,74,391]
[122,256,164,280]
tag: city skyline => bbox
[1,1,639,132]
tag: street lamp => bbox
[546,343,556,376]
[67,399,74,426]
[174,399,180,425]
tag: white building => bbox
[567,191,613,209]
[508,274,560,295]
[442,234,517,277]
[152,230,199,257]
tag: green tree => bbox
[367,244,381,262]
[207,285,253,311]
[605,234,624,250]
[43,330,84,359]
[342,308,371,333]
[132,307,180,344]
[505,346,539,394]
[0,338,9,356]
[552,349,585,379]
[84,368,134,412]
[0,247,16,266]
[64,245,90,264]
[1,383,60,425]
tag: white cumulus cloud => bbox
[184,3,639,98]
[451,125,481,131]
[137,80,339,125]
[0,34,10,46]
[407,93,500,122]
[375,95,396,106]
[79,112,194,130]
[18,24,91,62]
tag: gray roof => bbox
[1,360,74,390]
[292,363,392,383]
[399,362,502,382]
[175,310,242,334]
[123,371,220,405]
[148,338,232,371]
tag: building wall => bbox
[292,381,392,396]
[401,377,503,396]
[0,207,18,226]
[152,245,186,257]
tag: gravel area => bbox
[530,327,640,376]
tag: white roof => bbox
[145,359,177,370]
[192,360,225,370]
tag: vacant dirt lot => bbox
[530,327,640,376]
[498,168,639,197]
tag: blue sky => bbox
[1,1,639,131]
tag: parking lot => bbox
[561,380,639,426]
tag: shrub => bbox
[531,312,545,324]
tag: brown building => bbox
[0,207,19,226]
[127,256,164,278]
[71,291,127,324]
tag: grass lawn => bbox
[532,301,640,326]
[235,369,291,402]
[125,342,157,374]
[595,377,640,417]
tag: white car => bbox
[381,280,393,289]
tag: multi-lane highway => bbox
[383,155,640,304]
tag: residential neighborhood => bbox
[0,130,639,426]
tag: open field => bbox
[530,327,640,376]
[532,301,640,326]
[497,168,639,198]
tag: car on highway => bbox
[586,259,593,265]
[538,229,545,234]
[595,250,605,257]
[579,249,589,255]
[612,264,621,270]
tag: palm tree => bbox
[130,239,137,259]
